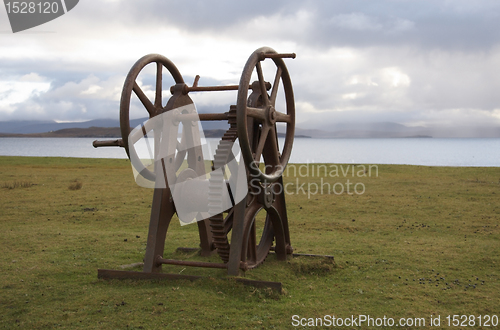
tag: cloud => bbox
[19,73,46,82]
[0,75,51,115]
[391,18,415,33]
[0,74,124,121]
[290,42,500,129]
[329,13,384,31]
[1,0,500,132]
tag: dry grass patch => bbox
[68,179,83,190]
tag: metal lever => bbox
[92,139,124,148]
[258,52,296,61]
[192,75,200,88]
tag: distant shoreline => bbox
[0,127,313,139]
[0,127,121,138]
[3,119,500,138]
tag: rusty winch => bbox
[93,47,310,288]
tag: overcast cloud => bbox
[1,0,500,130]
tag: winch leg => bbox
[197,219,214,257]
[227,199,247,276]
[274,176,293,254]
[143,187,175,273]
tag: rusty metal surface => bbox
[119,54,184,159]
[93,47,334,287]
[156,257,227,269]
[258,52,296,60]
[197,113,229,121]
[92,139,124,148]
[236,47,295,183]
[175,82,271,95]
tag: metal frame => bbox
[94,47,333,290]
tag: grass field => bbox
[0,156,499,329]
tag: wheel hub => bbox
[267,105,277,125]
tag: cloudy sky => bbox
[1,0,500,131]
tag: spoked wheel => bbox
[240,201,286,270]
[120,54,184,182]
[230,47,294,270]
[237,47,295,183]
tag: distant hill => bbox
[0,118,144,135]
[0,127,121,138]
[292,127,432,139]
[0,126,312,139]
[1,119,499,138]
[293,123,500,138]
[0,117,232,135]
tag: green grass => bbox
[0,156,499,329]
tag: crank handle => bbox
[92,139,124,148]
[258,52,296,61]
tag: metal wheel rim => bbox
[236,47,295,183]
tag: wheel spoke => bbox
[141,124,154,161]
[133,82,156,116]
[223,208,233,233]
[275,111,291,123]
[154,129,161,162]
[270,66,282,106]
[247,106,266,122]
[129,125,144,144]
[262,128,280,167]
[155,62,162,108]
[254,125,270,161]
[248,222,257,262]
[255,62,269,106]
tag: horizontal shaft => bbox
[187,85,240,92]
[197,113,229,121]
[156,257,227,269]
[170,82,271,95]
[92,139,124,148]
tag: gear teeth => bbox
[208,121,238,264]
